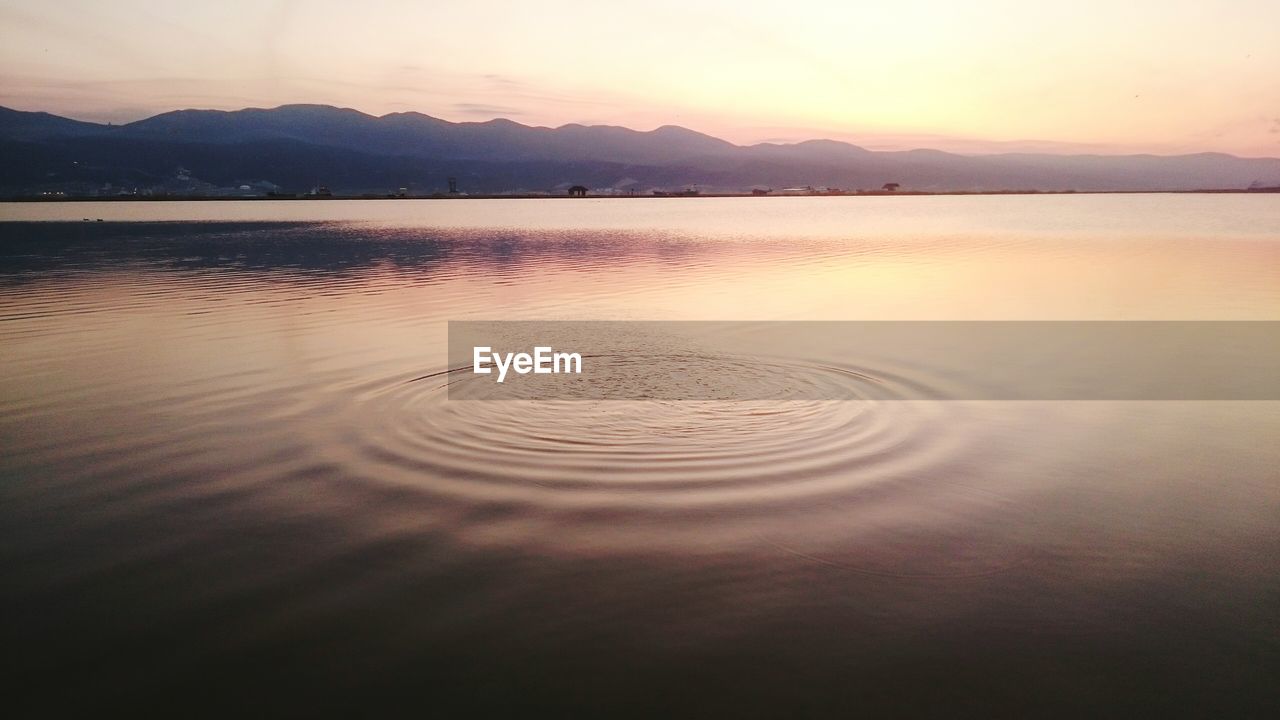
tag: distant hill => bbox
[2,104,1279,196]
[0,106,111,141]
[102,105,741,166]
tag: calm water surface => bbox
[2,196,1279,717]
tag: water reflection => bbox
[1,198,1279,716]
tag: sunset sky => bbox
[2,0,1278,156]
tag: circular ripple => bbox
[338,353,971,504]
[327,353,1040,577]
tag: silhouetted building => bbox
[448,177,459,194]
[568,185,589,197]
[882,182,900,192]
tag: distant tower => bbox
[447,177,458,194]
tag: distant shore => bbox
[5,187,1279,203]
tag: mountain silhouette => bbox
[3,104,1279,195]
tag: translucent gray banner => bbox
[445,321,1280,400]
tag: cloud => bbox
[482,74,524,89]
[452,103,524,117]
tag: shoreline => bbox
[5,187,1279,202]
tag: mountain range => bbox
[3,104,1280,196]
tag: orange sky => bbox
[2,0,1278,156]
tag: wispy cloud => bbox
[452,103,524,117]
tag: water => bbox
[2,196,1278,717]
